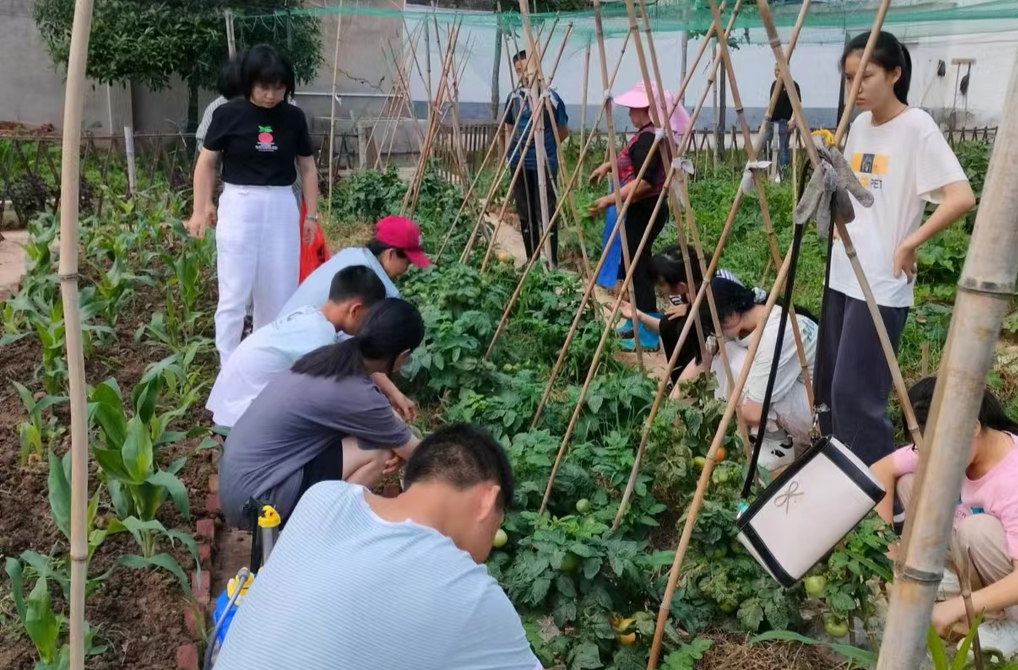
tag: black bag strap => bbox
[812,223,837,419]
[741,219,808,499]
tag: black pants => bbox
[297,447,344,501]
[511,166,559,266]
[659,314,701,385]
[815,289,909,466]
[617,202,668,314]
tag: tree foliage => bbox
[32,0,322,94]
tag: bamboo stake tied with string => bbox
[875,39,1018,670]
[58,0,96,669]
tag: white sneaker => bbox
[754,430,794,471]
[960,619,1018,660]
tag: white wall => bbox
[404,6,1017,129]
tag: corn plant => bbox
[2,561,107,670]
[87,375,202,557]
[11,381,66,465]
[90,254,153,321]
[2,289,113,394]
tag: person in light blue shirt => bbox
[206,265,386,428]
[278,214,430,316]
[213,423,542,670]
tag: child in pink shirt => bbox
[871,377,1018,637]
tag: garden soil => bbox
[0,281,217,669]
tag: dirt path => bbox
[0,229,29,300]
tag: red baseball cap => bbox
[374,215,431,267]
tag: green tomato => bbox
[575,499,592,514]
[804,575,827,598]
[559,552,580,573]
[493,529,508,549]
[824,617,849,639]
[714,469,731,484]
[719,600,738,614]
[693,456,707,470]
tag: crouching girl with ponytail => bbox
[218,298,425,529]
[816,31,975,466]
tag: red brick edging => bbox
[178,451,222,670]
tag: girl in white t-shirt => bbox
[817,31,975,466]
[677,278,819,469]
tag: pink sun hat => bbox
[616,81,691,137]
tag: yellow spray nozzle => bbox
[258,504,281,529]
[227,572,255,599]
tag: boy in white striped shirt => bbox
[213,424,542,670]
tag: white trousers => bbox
[215,184,299,366]
[712,341,814,446]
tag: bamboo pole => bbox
[875,44,1018,670]
[590,0,645,369]
[436,14,470,184]
[60,1,96,669]
[526,14,729,429]
[517,1,556,269]
[483,33,635,361]
[539,157,680,515]
[401,21,460,215]
[409,22,458,213]
[699,0,816,405]
[609,0,751,529]
[380,38,427,169]
[477,26,572,271]
[757,0,922,451]
[580,40,591,156]
[629,0,752,457]
[510,22,592,279]
[458,27,562,262]
[612,0,814,530]
[326,0,345,222]
[535,3,744,509]
[225,9,236,58]
[645,2,912,664]
[647,242,799,670]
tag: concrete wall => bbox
[0,0,402,135]
[403,5,1018,132]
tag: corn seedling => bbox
[12,382,66,465]
[3,560,107,670]
[87,376,202,550]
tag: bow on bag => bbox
[793,135,873,238]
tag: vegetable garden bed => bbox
[0,138,1007,668]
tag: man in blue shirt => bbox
[504,50,569,267]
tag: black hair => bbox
[366,238,408,260]
[328,265,386,305]
[238,44,296,100]
[841,31,912,105]
[650,245,705,289]
[697,277,818,336]
[291,298,424,379]
[217,57,243,99]
[512,50,527,64]
[904,377,1018,437]
[403,423,515,511]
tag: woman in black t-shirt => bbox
[187,45,318,366]
[588,81,673,351]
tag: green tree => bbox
[33,0,322,132]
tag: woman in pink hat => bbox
[588,81,688,351]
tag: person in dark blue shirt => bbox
[503,50,569,267]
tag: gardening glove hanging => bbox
[739,160,772,195]
[793,135,873,238]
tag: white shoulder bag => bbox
[733,208,884,588]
